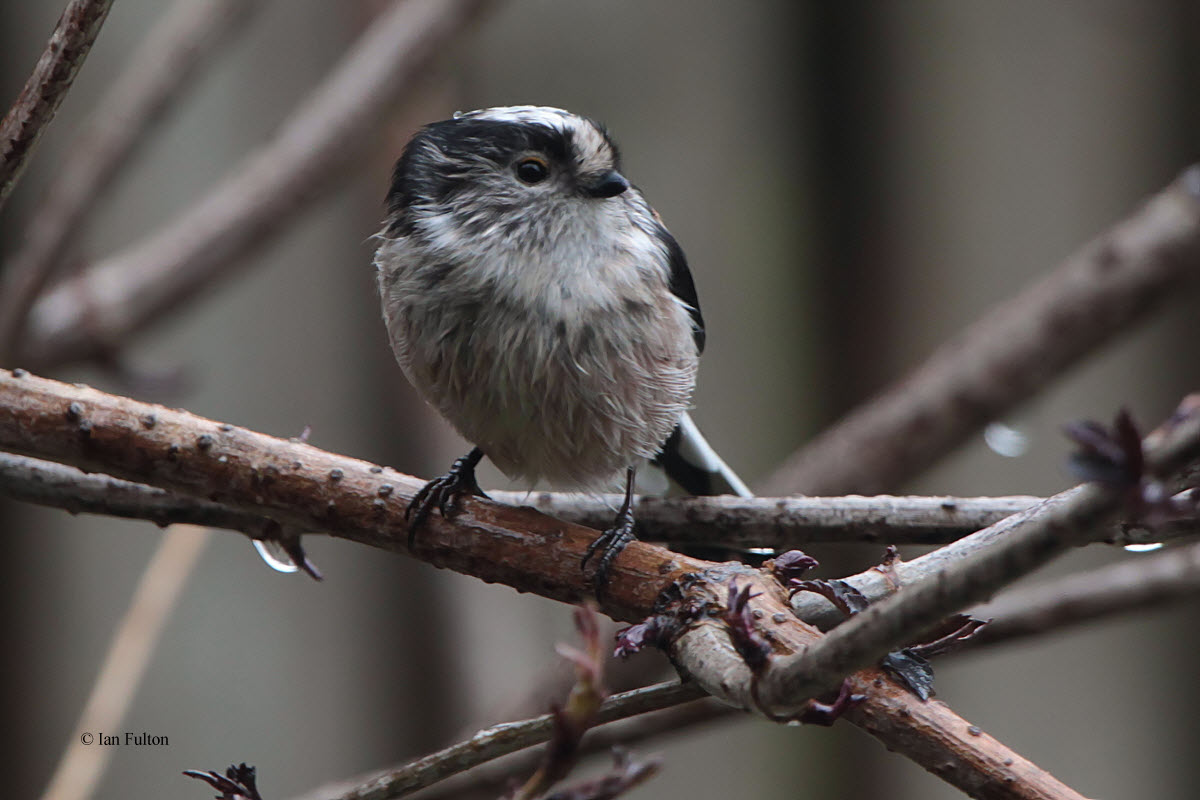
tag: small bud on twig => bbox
[182,762,263,800]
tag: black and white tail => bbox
[652,412,752,498]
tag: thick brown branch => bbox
[840,674,1083,800]
[18,0,495,369]
[310,536,1200,800]
[664,571,1089,800]
[0,0,114,213]
[301,530,1200,800]
[763,165,1200,495]
[0,368,700,621]
[0,0,262,359]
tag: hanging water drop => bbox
[252,539,299,573]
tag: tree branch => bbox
[0,0,263,360]
[0,0,114,213]
[500,490,1184,549]
[972,537,1200,649]
[0,450,276,536]
[660,568,1090,800]
[512,491,1038,547]
[0,369,1094,799]
[785,413,1200,634]
[756,398,1200,714]
[397,699,731,800]
[15,0,495,369]
[0,368,699,621]
[288,681,703,800]
[300,526,1200,800]
[16,426,1200,754]
[763,165,1200,496]
[7,452,1191,550]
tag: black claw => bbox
[582,467,638,597]
[583,514,636,589]
[406,447,486,550]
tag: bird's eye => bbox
[515,157,550,185]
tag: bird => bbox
[374,105,749,589]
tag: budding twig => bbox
[287,681,699,800]
[510,605,612,800]
[183,763,263,800]
[391,701,729,800]
[654,564,1090,799]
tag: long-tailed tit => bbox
[375,105,748,587]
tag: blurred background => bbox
[2,1,1200,798]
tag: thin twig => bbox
[0,0,263,359]
[287,681,703,800]
[758,401,1200,713]
[0,451,276,536]
[5,452,1191,550]
[0,0,115,214]
[18,0,496,369]
[497,490,1184,548]
[970,537,1200,649]
[786,435,1200,635]
[37,525,211,800]
[763,165,1200,496]
[507,491,1040,546]
[404,700,731,800]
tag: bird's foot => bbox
[582,467,638,598]
[406,447,486,550]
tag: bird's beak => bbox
[580,170,630,199]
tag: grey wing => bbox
[659,229,705,354]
